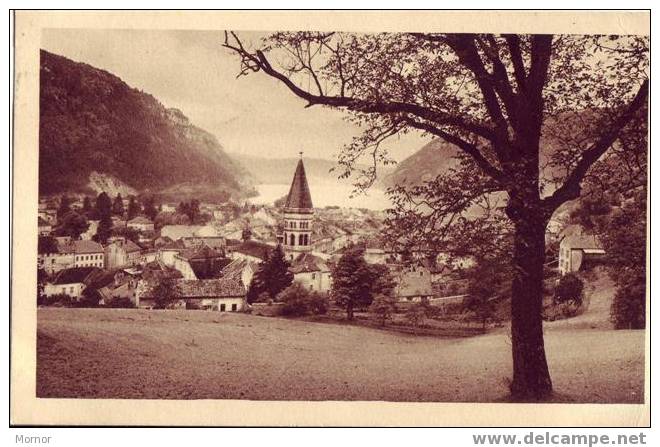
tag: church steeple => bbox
[282,155,314,259]
[285,157,313,210]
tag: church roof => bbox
[285,159,313,210]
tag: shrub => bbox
[554,273,584,306]
[257,292,271,304]
[44,293,74,307]
[405,302,428,330]
[370,294,398,326]
[308,291,329,315]
[610,274,645,329]
[278,283,329,316]
[106,296,135,308]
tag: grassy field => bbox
[37,306,644,402]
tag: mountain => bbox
[230,154,391,185]
[39,50,253,201]
[379,139,460,189]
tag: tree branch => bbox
[503,34,527,92]
[223,31,498,142]
[543,79,649,211]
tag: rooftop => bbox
[290,252,329,274]
[177,278,246,298]
[284,158,313,210]
[51,267,101,285]
[562,233,604,251]
[128,216,153,225]
[71,240,104,254]
[231,240,272,261]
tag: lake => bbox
[249,179,394,210]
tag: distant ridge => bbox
[39,50,253,201]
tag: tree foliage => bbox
[95,192,113,220]
[142,196,159,221]
[224,31,648,399]
[177,199,201,224]
[56,195,71,220]
[152,279,180,309]
[112,193,125,216]
[330,245,375,320]
[127,196,140,220]
[38,235,59,254]
[54,211,89,239]
[246,244,292,303]
[554,273,584,306]
[278,282,329,316]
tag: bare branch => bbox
[543,79,648,211]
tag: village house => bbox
[67,240,105,268]
[559,232,606,275]
[141,259,183,282]
[158,238,187,266]
[219,258,258,289]
[38,245,75,275]
[161,203,177,213]
[84,269,139,306]
[363,239,401,264]
[38,208,57,226]
[43,266,102,298]
[38,217,52,236]
[289,252,333,292]
[160,224,219,241]
[393,264,434,303]
[104,238,142,269]
[127,216,155,233]
[181,236,226,252]
[140,248,159,264]
[229,239,273,263]
[172,244,229,280]
[135,277,247,311]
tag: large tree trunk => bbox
[509,212,553,399]
[347,302,354,320]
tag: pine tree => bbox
[57,195,71,221]
[127,196,140,220]
[143,196,158,221]
[112,193,125,216]
[264,244,293,298]
[331,244,374,320]
[82,196,93,216]
[246,245,292,303]
[95,192,113,221]
[94,213,113,245]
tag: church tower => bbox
[282,154,313,260]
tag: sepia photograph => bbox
[10,9,650,427]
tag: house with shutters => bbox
[69,240,105,268]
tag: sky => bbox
[41,29,430,162]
